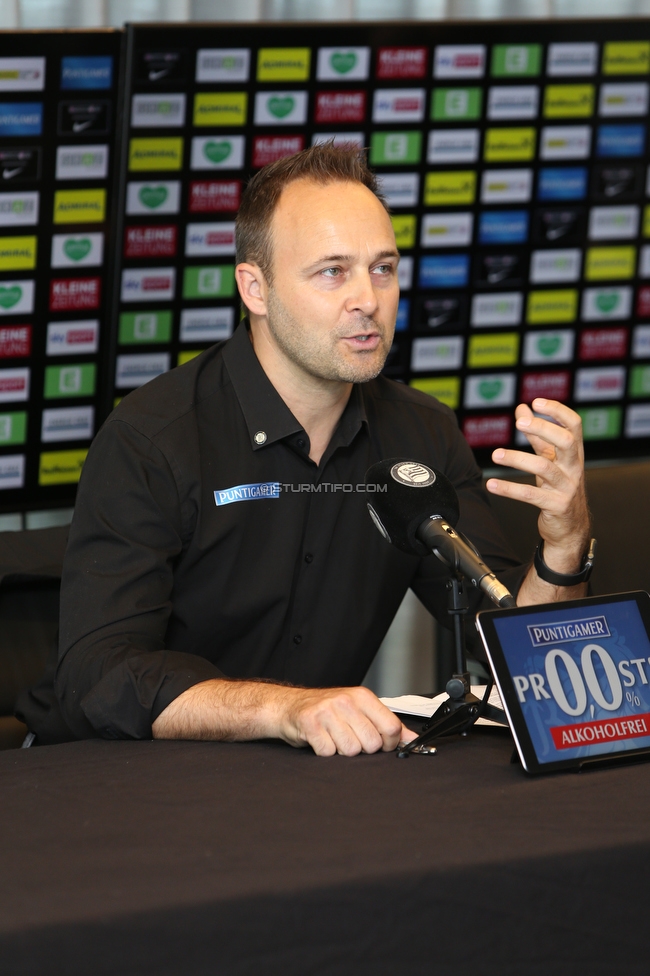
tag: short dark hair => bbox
[235,141,388,284]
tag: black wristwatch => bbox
[534,537,597,586]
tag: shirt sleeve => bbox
[56,419,224,740]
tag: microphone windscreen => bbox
[365,459,460,556]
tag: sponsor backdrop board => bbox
[111,20,650,465]
[0,30,123,509]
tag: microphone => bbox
[365,459,516,609]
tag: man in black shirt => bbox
[25,145,591,755]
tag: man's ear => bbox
[236,262,268,318]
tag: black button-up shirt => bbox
[55,322,524,740]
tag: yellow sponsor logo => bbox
[38,449,88,486]
[193,92,247,127]
[0,235,37,270]
[467,333,519,368]
[643,205,650,237]
[410,376,460,409]
[177,350,201,366]
[128,138,183,171]
[484,127,536,161]
[526,290,578,324]
[603,42,650,75]
[423,171,476,205]
[257,47,311,81]
[543,84,594,118]
[53,189,106,224]
[585,246,636,280]
[390,215,417,249]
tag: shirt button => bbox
[293,634,302,645]
[296,438,306,449]
[304,553,313,564]
[254,431,267,445]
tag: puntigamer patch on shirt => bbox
[214,481,281,506]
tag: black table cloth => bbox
[1,729,649,975]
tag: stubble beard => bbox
[265,288,393,384]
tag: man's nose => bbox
[344,270,379,316]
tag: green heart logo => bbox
[204,140,232,163]
[268,96,295,119]
[330,51,357,74]
[596,292,619,313]
[63,238,92,262]
[537,336,561,357]
[0,285,22,309]
[139,185,168,209]
[479,380,503,401]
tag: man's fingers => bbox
[289,686,406,756]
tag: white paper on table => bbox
[380,684,507,728]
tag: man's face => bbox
[263,178,400,384]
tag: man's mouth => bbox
[342,332,381,350]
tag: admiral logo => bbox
[61,57,112,90]
[189,180,241,213]
[0,454,25,489]
[434,45,485,79]
[543,85,594,118]
[53,189,106,224]
[585,245,635,280]
[253,136,304,168]
[526,290,578,324]
[372,88,425,122]
[462,415,511,448]
[46,319,99,356]
[530,249,581,284]
[185,222,235,256]
[427,129,479,164]
[632,324,650,358]
[484,127,535,161]
[480,168,532,203]
[538,167,587,201]
[464,372,517,406]
[527,616,610,648]
[191,136,245,170]
[487,85,539,120]
[521,371,570,403]
[137,51,184,84]
[214,482,281,507]
[424,171,476,206]
[574,366,626,401]
[58,100,110,135]
[0,325,30,358]
[180,307,234,343]
[418,255,469,290]
[124,226,176,259]
[0,367,29,402]
[579,327,628,360]
[375,173,419,208]
[523,330,575,365]
[41,406,94,443]
[478,210,528,244]
[377,48,427,80]
[492,45,541,78]
[257,48,310,82]
[0,280,33,315]
[639,245,650,279]
[547,43,598,77]
[51,232,103,268]
[314,91,365,124]
[0,58,45,92]
[410,336,464,371]
[467,335,519,369]
[120,268,175,303]
[316,47,369,82]
[416,296,466,332]
[370,131,421,165]
[126,181,180,215]
[131,93,186,128]
[599,83,648,117]
[0,235,36,270]
[0,102,42,136]
[0,148,39,183]
[588,205,639,240]
[470,292,523,327]
[115,353,171,389]
[49,277,100,311]
[55,145,108,180]
[410,377,460,409]
[582,286,632,321]
[597,125,645,158]
[118,311,172,344]
[196,49,250,83]
[398,256,413,290]
[421,213,473,248]
[579,406,622,440]
[129,138,183,172]
[540,125,591,160]
[626,404,650,437]
[0,412,26,446]
[182,265,235,299]
[475,253,522,286]
[603,42,650,76]
[312,132,364,149]
[194,92,247,127]
[595,165,641,200]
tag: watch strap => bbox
[534,537,597,586]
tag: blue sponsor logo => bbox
[478,211,528,245]
[0,102,42,136]
[395,298,410,332]
[61,56,113,90]
[527,615,611,647]
[214,481,281,506]
[597,124,645,158]
[419,255,469,290]
[537,168,587,201]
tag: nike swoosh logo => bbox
[547,225,569,240]
[148,68,169,80]
[605,182,627,197]
[2,167,22,179]
[487,269,510,283]
[72,120,93,132]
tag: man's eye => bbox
[322,267,342,277]
[373,264,393,275]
